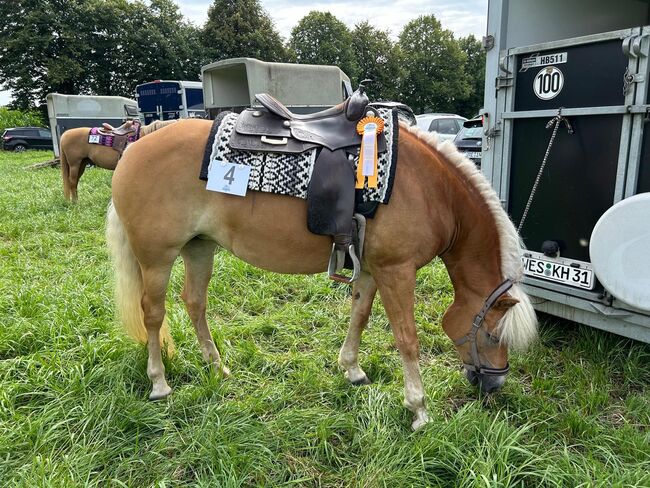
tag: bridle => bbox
[453,279,513,376]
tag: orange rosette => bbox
[356,116,385,135]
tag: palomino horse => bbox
[106,119,537,430]
[59,119,176,201]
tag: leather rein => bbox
[453,279,514,376]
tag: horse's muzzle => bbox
[464,368,507,393]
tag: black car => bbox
[454,117,483,167]
[2,127,54,152]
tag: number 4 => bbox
[223,166,236,184]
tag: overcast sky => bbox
[179,0,488,40]
[0,0,487,106]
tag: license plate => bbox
[463,151,481,160]
[522,254,595,290]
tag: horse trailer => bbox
[483,0,650,342]
[201,57,353,118]
[135,80,205,124]
[46,93,139,158]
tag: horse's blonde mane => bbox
[402,123,538,350]
[140,119,178,137]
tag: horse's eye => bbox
[486,332,501,344]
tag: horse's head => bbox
[444,279,535,394]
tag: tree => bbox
[0,0,88,109]
[201,0,286,63]
[288,12,359,82]
[397,15,469,114]
[455,35,486,117]
[351,22,402,100]
[0,0,205,109]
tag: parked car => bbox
[2,127,54,152]
[454,116,483,167]
[415,113,467,141]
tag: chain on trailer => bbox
[517,108,574,233]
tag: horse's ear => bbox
[494,295,519,311]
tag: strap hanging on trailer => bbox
[517,108,574,233]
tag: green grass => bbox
[1,150,649,487]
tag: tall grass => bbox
[0,150,649,486]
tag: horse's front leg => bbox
[338,270,376,385]
[374,265,429,430]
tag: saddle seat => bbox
[255,93,346,121]
[99,120,136,137]
[231,91,384,154]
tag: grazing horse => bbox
[59,119,177,201]
[106,118,537,430]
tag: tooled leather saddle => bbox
[229,82,385,283]
[89,120,141,156]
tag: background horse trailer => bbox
[135,80,205,124]
[46,93,139,158]
[483,0,650,342]
[201,57,352,118]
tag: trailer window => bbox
[186,88,204,111]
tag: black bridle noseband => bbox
[453,279,513,376]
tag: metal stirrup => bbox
[328,244,360,284]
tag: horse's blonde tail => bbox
[106,201,175,355]
[60,147,71,200]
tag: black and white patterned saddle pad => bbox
[200,108,398,204]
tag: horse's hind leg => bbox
[374,265,429,430]
[141,262,175,399]
[180,238,229,377]
[64,158,85,202]
[338,270,376,385]
[60,151,71,200]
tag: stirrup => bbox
[328,243,360,284]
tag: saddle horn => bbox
[346,79,372,121]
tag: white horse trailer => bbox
[483,0,650,342]
[46,93,139,158]
[201,57,353,118]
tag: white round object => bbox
[590,193,650,312]
[533,66,564,100]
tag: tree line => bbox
[0,0,485,117]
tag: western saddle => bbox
[229,82,386,283]
[93,120,141,155]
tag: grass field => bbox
[0,150,649,487]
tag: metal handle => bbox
[261,136,287,145]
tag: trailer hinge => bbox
[482,35,495,51]
[622,34,649,59]
[495,75,513,90]
[484,123,501,138]
[623,67,646,96]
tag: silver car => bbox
[415,114,467,142]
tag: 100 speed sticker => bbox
[533,66,564,100]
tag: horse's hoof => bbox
[351,375,372,386]
[411,411,430,431]
[149,385,172,400]
[219,365,231,378]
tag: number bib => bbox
[206,161,251,196]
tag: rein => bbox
[453,279,513,376]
